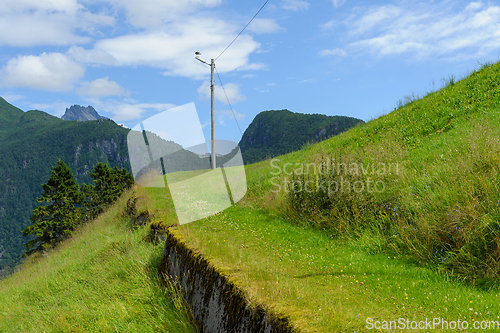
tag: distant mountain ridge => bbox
[0,97,24,129]
[0,99,130,274]
[0,98,213,274]
[62,105,107,121]
[239,110,364,164]
[0,100,362,274]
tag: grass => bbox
[140,61,500,332]
[152,200,500,332]
[233,59,500,285]
[0,189,197,333]
[3,61,500,332]
[281,65,500,286]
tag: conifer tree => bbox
[22,160,83,255]
[80,183,96,222]
[84,162,134,219]
[113,165,134,192]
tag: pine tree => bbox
[22,160,83,255]
[80,183,96,222]
[88,162,112,217]
[113,165,134,193]
[84,162,134,219]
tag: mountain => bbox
[62,105,107,121]
[0,100,131,274]
[0,101,360,273]
[0,97,24,132]
[239,110,364,164]
[0,99,214,274]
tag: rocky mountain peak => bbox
[62,105,106,121]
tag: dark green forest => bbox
[239,109,364,164]
[0,97,131,273]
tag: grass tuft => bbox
[0,189,197,333]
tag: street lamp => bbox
[195,51,216,169]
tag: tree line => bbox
[22,160,134,256]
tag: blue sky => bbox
[1,0,500,144]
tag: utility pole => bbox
[195,52,216,169]
[210,58,216,169]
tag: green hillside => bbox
[239,61,500,286]
[153,61,500,331]
[2,61,500,332]
[0,103,132,273]
[0,97,24,136]
[239,109,363,164]
[0,189,197,332]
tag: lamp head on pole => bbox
[194,51,209,65]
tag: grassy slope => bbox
[150,194,500,332]
[145,62,500,332]
[2,63,500,332]
[0,189,197,333]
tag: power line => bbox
[215,0,270,61]
[215,66,243,135]
[210,1,270,135]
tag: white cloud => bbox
[68,46,118,66]
[0,53,85,91]
[0,0,114,47]
[113,102,177,121]
[332,0,346,8]
[216,109,246,126]
[0,0,82,14]
[256,42,277,54]
[1,92,26,103]
[78,77,129,97]
[247,18,285,34]
[319,48,347,57]
[216,109,245,119]
[105,0,222,28]
[86,98,176,121]
[282,0,310,12]
[347,2,500,60]
[0,1,265,84]
[0,14,89,47]
[92,17,260,79]
[348,5,401,36]
[466,2,484,12]
[321,19,336,30]
[197,81,246,104]
[237,62,267,71]
[29,100,72,117]
[111,103,153,121]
